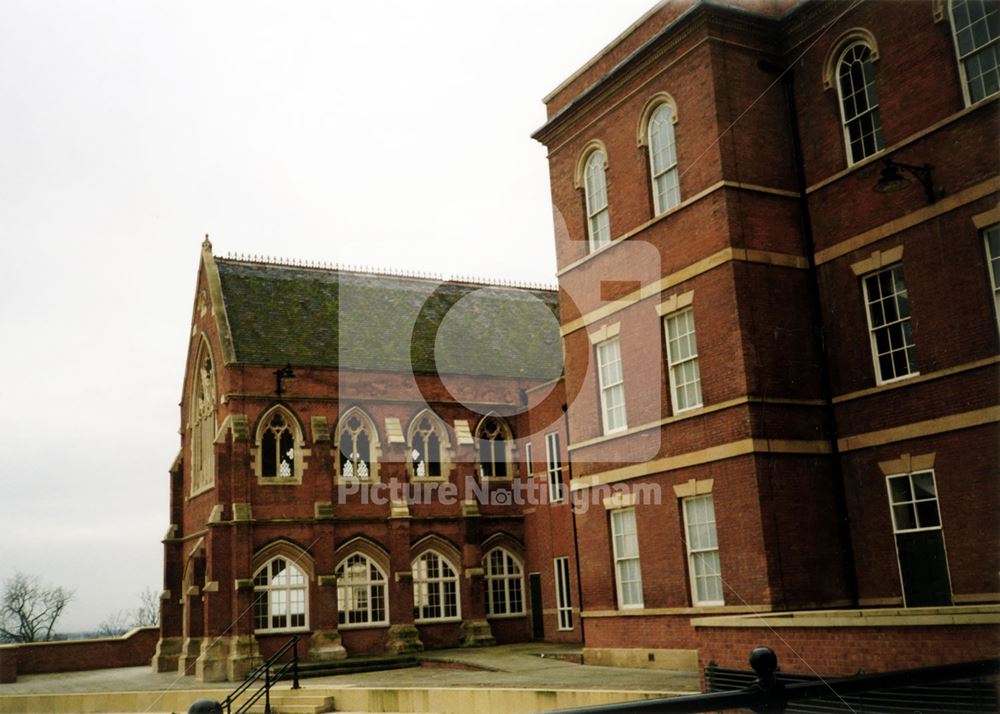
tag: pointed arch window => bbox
[253,557,308,632]
[584,150,611,253]
[484,548,524,616]
[262,412,295,477]
[412,551,460,622]
[949,0,1000,104]
[336,553,388,627]
[408,412,448,479]
[836,42,884,165]
[476,416,512,479]
[337,408,378,481]
[190,345,216,495]
[648,103,680,215]
[256,407,304,481]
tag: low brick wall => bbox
[0,627,159,683]
[692,606,1000,678]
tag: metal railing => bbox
[221,635,301,714]
[551,647,1000,713]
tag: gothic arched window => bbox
[253,557,308,632]
[258,408,301,479]
[412,551,460,622]
[337,408,378,481]
[476,415,512,479]
[190,343,216,495]
[336,553,388,627]
[408,411,448,479]
[484,547,524,616]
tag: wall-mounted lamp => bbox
[873,159,939,203]
[274,364,296,396]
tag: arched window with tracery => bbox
[476,415,512,479]
[408,411,448,479]
[583,149,611,253]
[336,553,388,627]
[484,547,524,616]
[253,557,307,632]
[412,550,460,622]
[648,103,680,215]
[836,41,884,164]
[337,408,378,481]
[190,342,216,494]
[258,408,299,479]
[949,0,999,105]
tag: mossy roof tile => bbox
[215,260,563,380]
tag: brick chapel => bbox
[155,0,1000,682]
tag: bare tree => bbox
[96,609,131,637]
[133,586,160,628]
[0,572,73,643]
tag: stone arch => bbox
[822,28,880,90]
[636,91,679,146]
[573,139,609,189]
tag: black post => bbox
[749,647,786,713]
[292,638,301,690]
[263,666,271,714]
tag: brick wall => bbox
[0,627,159,683]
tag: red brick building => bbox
[156,0,998,683]
[152,249,571,680]
[530,0,998,675]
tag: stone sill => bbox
[691,604,1000,629]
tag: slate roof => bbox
[214,259,563,380]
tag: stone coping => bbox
[690,604,1000,628]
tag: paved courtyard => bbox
[0,643,699,696]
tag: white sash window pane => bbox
[648,103,681,214]
[683,496,724,606]
[584,151,611,252]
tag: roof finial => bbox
[202,233,212,252]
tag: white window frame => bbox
[610,508,643,609]
[948,0,1000,106]
[596,337,627,434]
[545,432,565,503]
[682,495,724,607]
[583,150,611,253]
[663,308,703,414]
[554,556,573,631]
[336,553,389,629]
[484,548,525,617]
[835,41,884,165]
[252,557,309,634]
[983,224,1000,332]
[648,103,680,215]
[412,550,461,623]
[861,264,918,385]
[885,470,945,535]
[524,442,533,477]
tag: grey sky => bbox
[0,0,655,631]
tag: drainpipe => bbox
[562,403,588,645]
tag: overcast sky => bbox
[0,0,656,632]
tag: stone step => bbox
[240,692,335,714]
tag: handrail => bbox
[221,635,301,714]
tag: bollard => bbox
[187,700,222,714]
[748,646,786,713]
